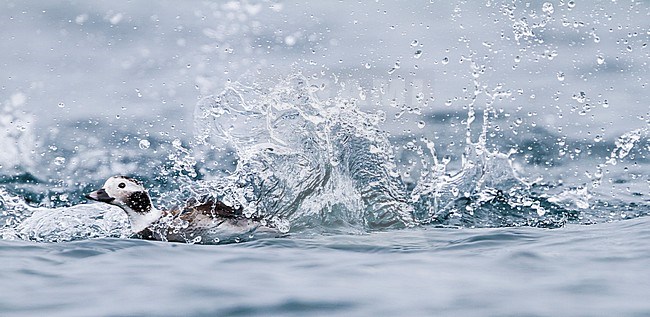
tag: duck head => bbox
[86,176,162,233]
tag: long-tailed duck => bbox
[86,175,277,243]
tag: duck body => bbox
[136,197,268,243]
[86,176,280,243]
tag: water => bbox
[3,220,650,316]
[1,1,650,316]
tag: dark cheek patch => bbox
[126,191,152,214]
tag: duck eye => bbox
[118,183,126,189]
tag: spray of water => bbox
[1,74,648,243]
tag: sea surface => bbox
[1,1,649,316]
[2,219,650,317]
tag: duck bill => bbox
[86,188,115,203]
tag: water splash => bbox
[192,74,415,233]
[0,187,32,230]
[606,129,646,166]
[1,74,648,243]
[1,189,128,242]
[189,74,590,233]
[0,93,39,174]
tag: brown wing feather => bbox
[181,196,244,220]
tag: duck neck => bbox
[123,206,163,234]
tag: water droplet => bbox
[57,102,65,108]
[542,2,554,14]
[417,121,426,129]
[54,156,66,166]
[109,13,123,25]
[75,14,88,25]
[410,39,419,47]
[441,57,449,65]
[364,62,371,69]
[557,72,565,81]
[139,139,151,149]
[596,55,605,65]
[387,61,400,74]
[594,135,603,142]
[567,0,576,9]
[445,99,452,106]
[414,50,423,59]
[514,55,521,63]
[186,64,191,69]
[572,91,587,103]
[115,115,120,119]
[284,35,296,46]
